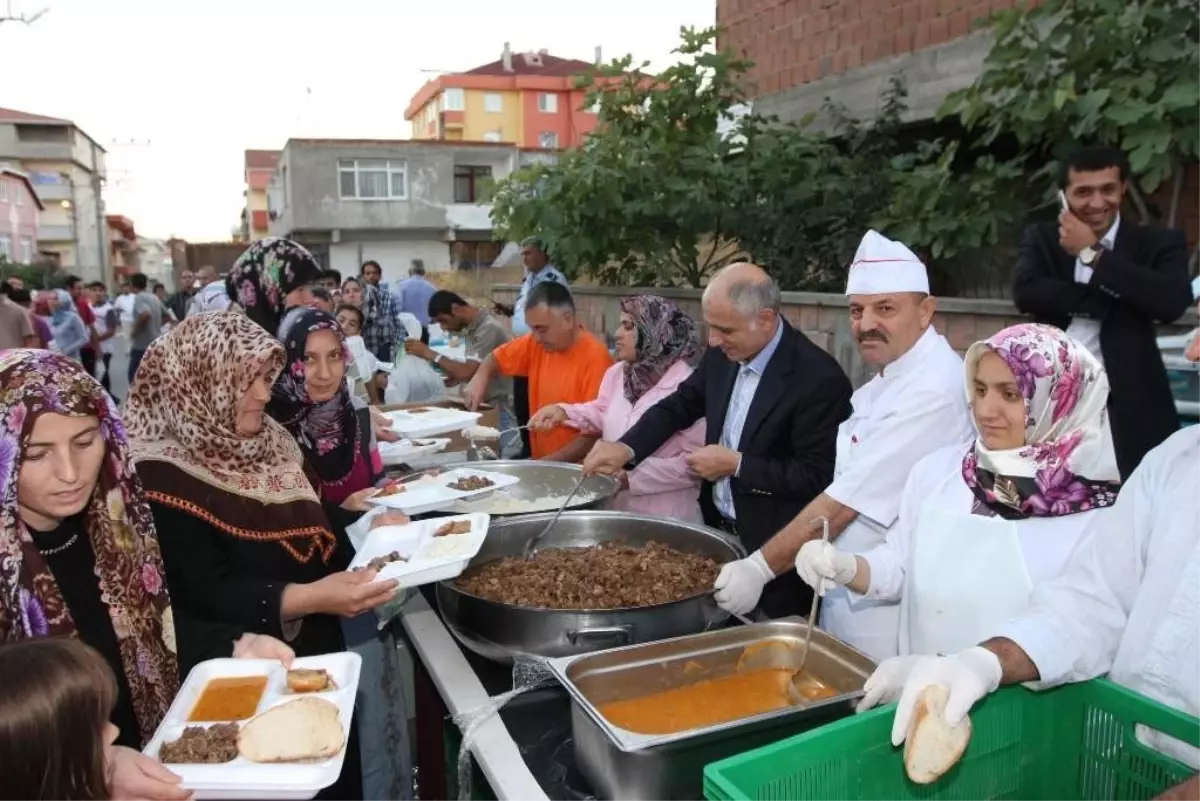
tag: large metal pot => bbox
[441,461,619,516]
[436,511,745,663]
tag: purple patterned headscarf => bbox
[620,295,701,403]
[961,323,1120,519]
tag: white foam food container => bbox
[366,468,520,515]
[384,406,481,438]
[142,652,362,800]
[377,437,450,466]
[348,512,490,587]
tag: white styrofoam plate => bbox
[143,653,361,800]
[377,437,450,465]
[366,468,519,515]
[383,407,481,438]
[348,513,489,587]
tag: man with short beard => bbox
[1014,145,1193,479]
[167,270,195,321]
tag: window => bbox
[484,93,503,113]
[0,235,10,261]
[338,159,408,200]
[539,131,559,149]
[453,166,493,203]
[482,131,502,143]
[19,236,33,263]
[0,180,7,202]
[14,186,22,206]
[538,93,557,113]
[442,88,465,111]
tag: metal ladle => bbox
[790,515,831,700]
[521,474,587,560]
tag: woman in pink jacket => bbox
[529,295,706,522]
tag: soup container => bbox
[546,619,876,801]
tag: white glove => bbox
[856,655,924,713]
[890,646,1003,746]
[795,540,858,595]
[713,550,774,616]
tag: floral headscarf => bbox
[267,309,362,490]
[620,295,701,403]
[0,349,178,745]
[125,312,337,564]
[962,323,1120,519]
[225,237,323,337]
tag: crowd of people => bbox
[0,144,1196,800]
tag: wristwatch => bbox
[1079,244,1105,266]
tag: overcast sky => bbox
[2,0,713,241]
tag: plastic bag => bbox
[385,355,444,404]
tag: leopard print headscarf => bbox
[0,349,178,746]
[125,312,337,564]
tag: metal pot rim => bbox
[438,510,744,614]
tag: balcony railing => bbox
[38,224,75,242]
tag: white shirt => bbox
[91,301,117,356]
[1065,215,1119,365]
[114,294,137,337]
[860,443,1102,652]
[999,426,1200,768]
[714,321,784,519]
[826,327,974,545]
[818,326,974,659]
[190,280,230,315]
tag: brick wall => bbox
[716,0,1039,96]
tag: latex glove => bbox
[795,540,857,596]
[713,550,774,616]
[890,646,1003,746]
[856,655,924,713]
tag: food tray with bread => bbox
[702,677,1200,801]
[376,437,450,466]
[142,653,362,800]
[348,513,490,587]
[383,406,481,438]
[366,468,519,515]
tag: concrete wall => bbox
[491,284,1196,387]
[328,239,452,285]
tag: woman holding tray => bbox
[0,348,294,799]
[125,312,406,799]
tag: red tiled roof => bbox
[466,53,595,77]
[245,149,280,170]
[106,215,137,241]
[0,168,46,210]
[0,106,72,125]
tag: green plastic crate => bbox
[704,679,1199,801]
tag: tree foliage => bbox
[940,0,1200,227]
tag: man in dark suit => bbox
[1013,146,1193,479]
[583,263,852,619]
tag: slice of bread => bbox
[904,685,971,785]
[238,697,345,763]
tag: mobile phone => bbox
[1058,190,1069,212]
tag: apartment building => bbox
[268,138,556,282]
[242,149,280,241]
[0,107,108,283]
[405,45,611,149]
[0,167,43,264]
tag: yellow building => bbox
[242,149,279,241]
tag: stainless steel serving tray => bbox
[547,618,876,800]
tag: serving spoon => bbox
[790,515,832,699]
[520,474,587,560]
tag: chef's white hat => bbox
[845,230,930,296]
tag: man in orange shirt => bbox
[465,282,611,461]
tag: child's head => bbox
[0,638,119,800]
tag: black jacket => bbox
[620,320,852,618]
[1013,220,1192,478]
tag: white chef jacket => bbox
[820,326,975,660]
[998,426,1200,768]
[858,443,1103,655]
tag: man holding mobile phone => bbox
[1013,145,1193,479]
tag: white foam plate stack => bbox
[377,437,450,466]
[383,406,482,438]
[366,468,520,515]
[348,513,490,587]
[142,653,362,800]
